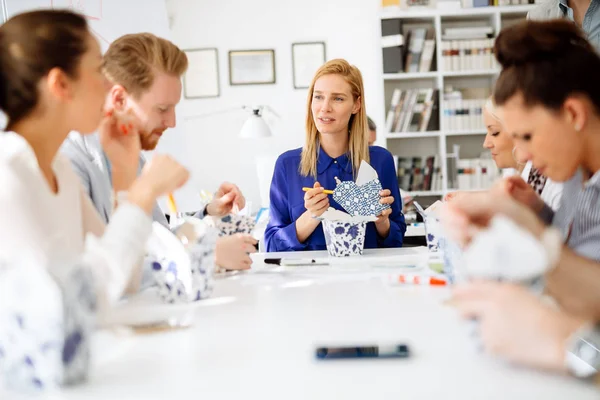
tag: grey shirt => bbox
[60,132,169,227]
[553,169,600,261]
[528,0,600,51]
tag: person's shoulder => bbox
[278,147,303,160]
[61,131,99,158]
[0,132,40,192]
[276,147,303,166]
[527,0,559,20]
[368,145,394,161]
[0,132,31,165]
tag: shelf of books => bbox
[380,4,531,204]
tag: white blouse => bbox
[0,131,152,309]
[521,161,563,211]
[0,132,153,391]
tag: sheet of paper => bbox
[355,160,379,186]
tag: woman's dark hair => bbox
[0,10,89,128]
[493,19,600,114]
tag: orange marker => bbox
[390,274,447,286]
[302,187,334,195]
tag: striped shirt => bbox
[550,169,600,261]
[528,0,600,52]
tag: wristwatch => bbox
[566,322,600,382]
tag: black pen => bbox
[264,258,329,266]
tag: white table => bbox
[56,248,597,399]
[406,222,426,237]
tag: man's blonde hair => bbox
[300,59,369,178]
[103,33,188,97]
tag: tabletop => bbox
[28,248,599,400]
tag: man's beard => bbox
[139,129,164,150]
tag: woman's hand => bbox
[444,191,464,202]
[99,109,142,192]
[296,182,330,243]
[128,155,190,215]
[304,181,329,217]
[492,176,545,213]
[375,189,394,238]
[452,281,584,371]
[439,191,547,248]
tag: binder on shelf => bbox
[441,38,495,71]
[387,89,440,133]
[396,155,443,192]
[404,28,427,73]
[400,90,419,132]
[442,97,486,132]
[382,19,405,74]
[385,88,402,132]
[419,38,436,72]
[420,89,439,132]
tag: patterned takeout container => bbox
[322,219,368,257]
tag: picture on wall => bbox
[183,48,220,99]
[229,49,276,85]
[292,42,326,89]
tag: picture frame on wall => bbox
[292,42,326,89]
[183,48,220,99]
[229,49,276,85]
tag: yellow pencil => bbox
[302,187,334,195]
[167,193,178,214]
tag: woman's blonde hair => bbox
[300,59,369,178]
[103,33,188,98]
[485,96,501,122]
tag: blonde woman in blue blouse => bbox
[265,59,406,252]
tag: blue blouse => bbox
[265,146,406,252]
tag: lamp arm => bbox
[262,105,281,119]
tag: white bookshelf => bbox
[384,72,438,80]
[442,69,499,77]
[381,4,535,19]
[380,4,533,198]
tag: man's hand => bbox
[215,234,257,270]
[206,182,245,217]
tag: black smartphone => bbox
[315,344,410,360]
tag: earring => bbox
[512,147,526,167]
[575,124,582,132]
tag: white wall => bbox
[161,0,385,212]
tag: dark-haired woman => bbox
[441,19,600,382]
[490,19,600,318]
[493,20,600,262]
[0,10,189,391]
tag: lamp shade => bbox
[239,109,272,138]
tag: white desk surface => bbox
[406,223,426,237]
[52,248,597,400]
